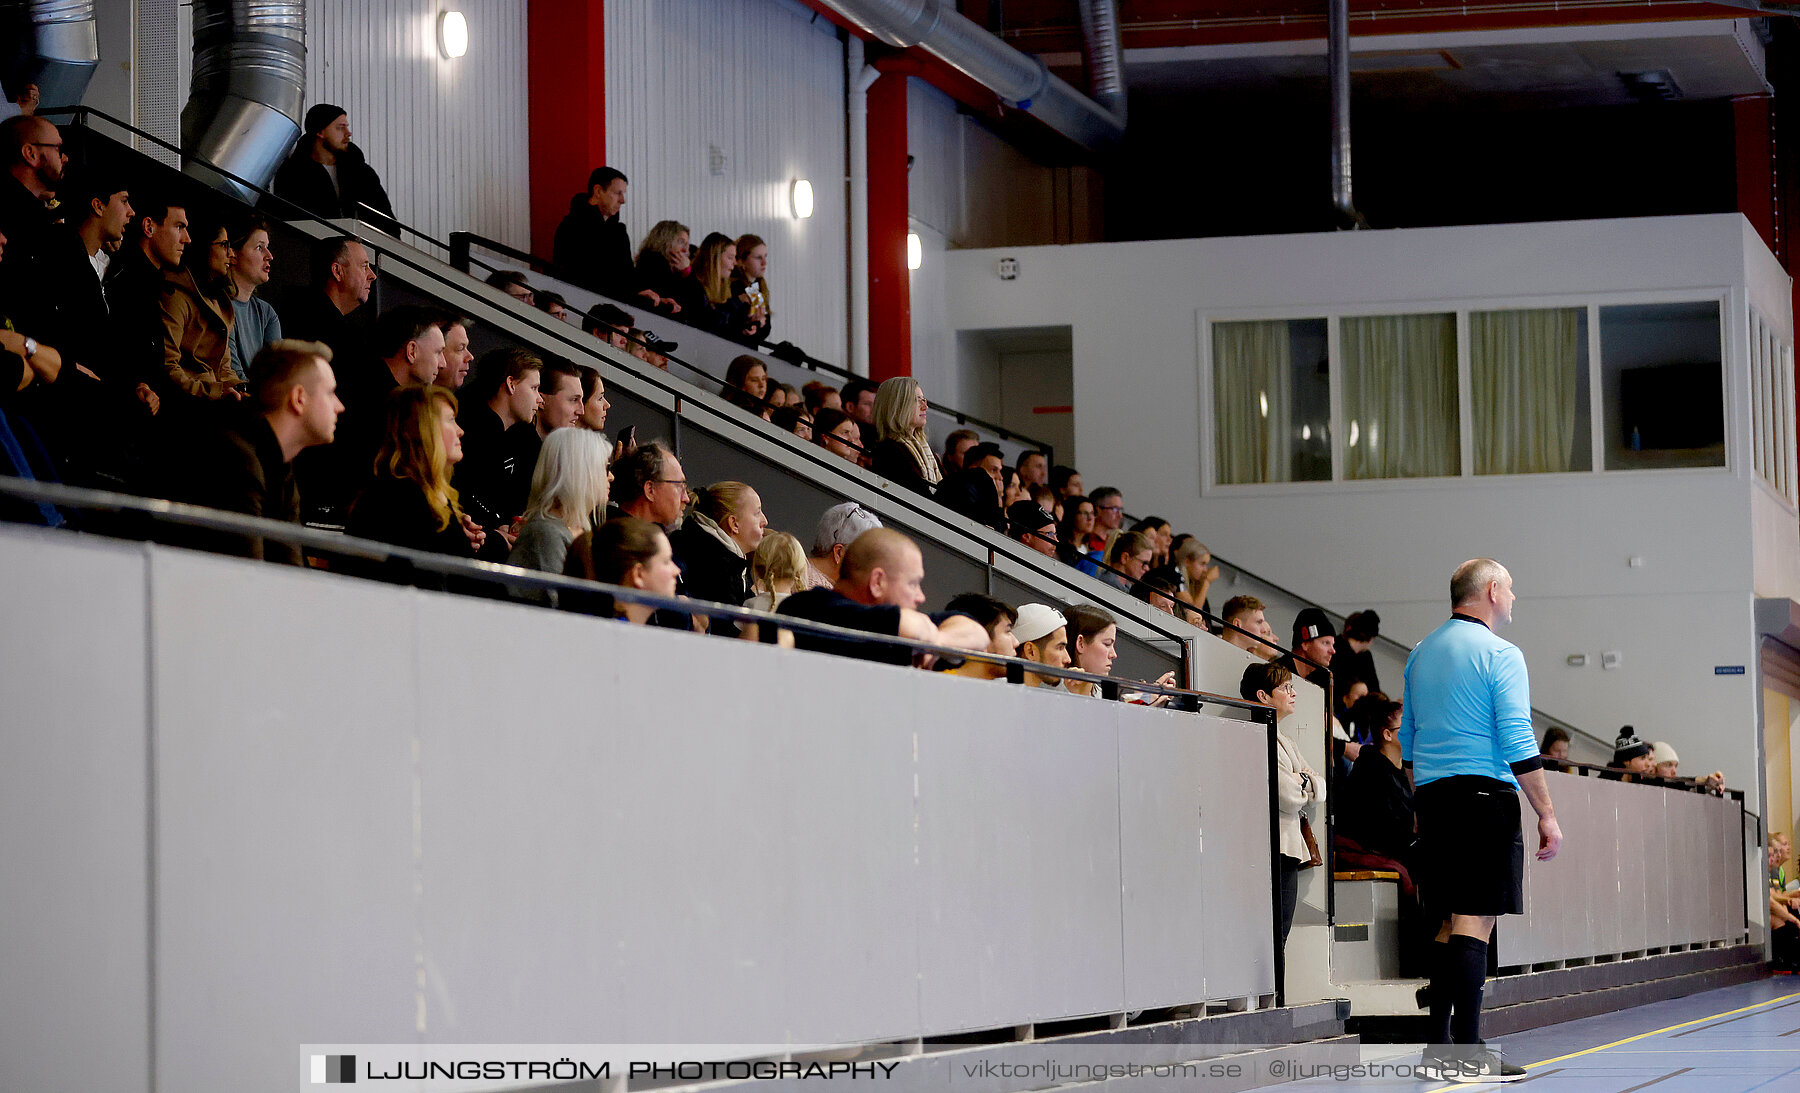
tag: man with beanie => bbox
[273,105,397,233]
[1278,607,1337,689]
[1404,558,1559,1081]
[1007,499,1058,558]
[1606,727,1654,781]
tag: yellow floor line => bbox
[1524,990,1800,1068]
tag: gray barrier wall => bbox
[0,525,1275,1093]
[1507,771,1747,964]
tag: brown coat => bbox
[156,266,238,400]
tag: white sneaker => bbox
[1444,1046,1527,1083]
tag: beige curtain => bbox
[1470,309,1581,475]
[1213,321,1292,484]
[1341,314,1460,479]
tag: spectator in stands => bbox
[553,167,649,304]
[104,195,187,420]
[577,365,610,431]
[1062,603,1119,696]
[1221,594,1277,660]
[1013,603,1072,687]
[1008,500,1058,558]
[1772,835,1800,972]
[584,303,634,350]
[1051,465,1084,499]
[533,290,571,323]
[348,384,484,556]
[634,220,697,316]
[585,516,683,626]
[1166,538,1219,620]
[941,429,979,475]
[1103,531,1155,592]
[802,381,841,414]
[691,232,750,337]
[1242,662,1323,946]
[273,105,396,230]
[772,404,813,440]
[766,385,788,413]
[224,213,282,383]
[813,406,864,466]
[778,527,940,665]
[806,501,882,590]
[1003,467,1029,512]
[1649,742,1725,791]
[1016,450,1048,490]
[0,116,66,338]
[732,233,772,343]
[535,357,586,441]
[2,80,38,117]
[631,329,676,370]
[1131,516,1172,568]
[436,314,473,390]
[1279,608,1337,689]
[509,426,611,588]
[1336,680,1371,734]
[748,531,807,613]
[1057,496,1098,567]
[670,481,768,624]
[1135,571,1185,620]
[1608,726,1654,779]
[942,593,1019,681]
[325,305,447,509]
[1338,696,1412,860]
[1029,483,1061,523]
[1090,487,1125,535]
[722,354,770,416]
[58,170,128,372]
[454,348,542,539]
[154,214,242,407]
[1335,610,1383,694]
[486,269,534,306]
[182,340,341,564]
[1540,727,1571,763]
[369,306,448,395]
[0,225,68,526]
[937,441,1006,533]
[841,377,879,451]
[869,377,941,495]
[611,439,687,530]
[279,236,374,368]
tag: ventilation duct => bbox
[180,0,306,200]
[1075,0,1125,122]
[8,0,99,109]
[813,0,1124,150]
[1327,0,1365,227]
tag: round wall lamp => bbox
[906,233,923,271]
[790,178,814,219]
[438,10,469,59]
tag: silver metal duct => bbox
[814,0,1124,150]
[16,0,99,109]
[180,0,306,200]
[1075,0,1126,122]
[1327,0,1364,227]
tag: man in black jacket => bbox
[552,167,634,295]
[0,115,67,345]
[272,105,397,233]
[454,347,542,543]
[182,340,342,563]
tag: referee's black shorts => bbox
[1414,774,1525,918]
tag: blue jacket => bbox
[1400,617,1538,788]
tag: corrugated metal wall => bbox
[305,1,530,250]
[603,0,848,364]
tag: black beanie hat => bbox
[1344,609,1382,641]
[304,103,347,136]
[1612,725,1652,765]
[1293,607,1336,644]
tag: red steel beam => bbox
[866,72,913,381]
[526,0,607,260]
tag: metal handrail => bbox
[1544,757,1743,801]
[0,475,1260,711]
[447,229,1059,459]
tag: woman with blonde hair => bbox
[633,219,698,316]
[348,385,485,556]
[668,481,769,629]
[509,427,613,582]
[747,531,807,612]
[867,376,940,496]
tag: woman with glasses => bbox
[867,376,940,496]
[1241,662,1324,949]
[154,212,240,408]
[1103,530,1156,592]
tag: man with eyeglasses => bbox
[1089,486,1126,535]
[612,440,689,530]
[0,116,68,339]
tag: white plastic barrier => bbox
[0,525,1276,1093]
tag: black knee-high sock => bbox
[1427,940,1453,1046]
[1447,935,1490,1045]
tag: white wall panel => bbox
[305,0,530,250]
[604,0,848,363]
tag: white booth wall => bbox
[934,213,1797,817]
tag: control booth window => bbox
[1598,302,1725,471]
[1212,318,1330,484]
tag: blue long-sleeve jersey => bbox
[1399,617,1540,788]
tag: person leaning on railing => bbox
[941,594,1019,682]
[1013,604,1072,687]
[1063,603,1177,705]
[777,527,940,666]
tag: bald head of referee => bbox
[1404,557,1560,1080]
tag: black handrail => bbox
[1544,757,1743,800]
[448,229,1058,460]
[0,475,1257,710]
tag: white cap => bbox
[1013,603,1067,645]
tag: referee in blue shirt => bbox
[1402,558,1561,1082]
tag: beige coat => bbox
[157,266,238,400]
[1275,730,1324,862]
